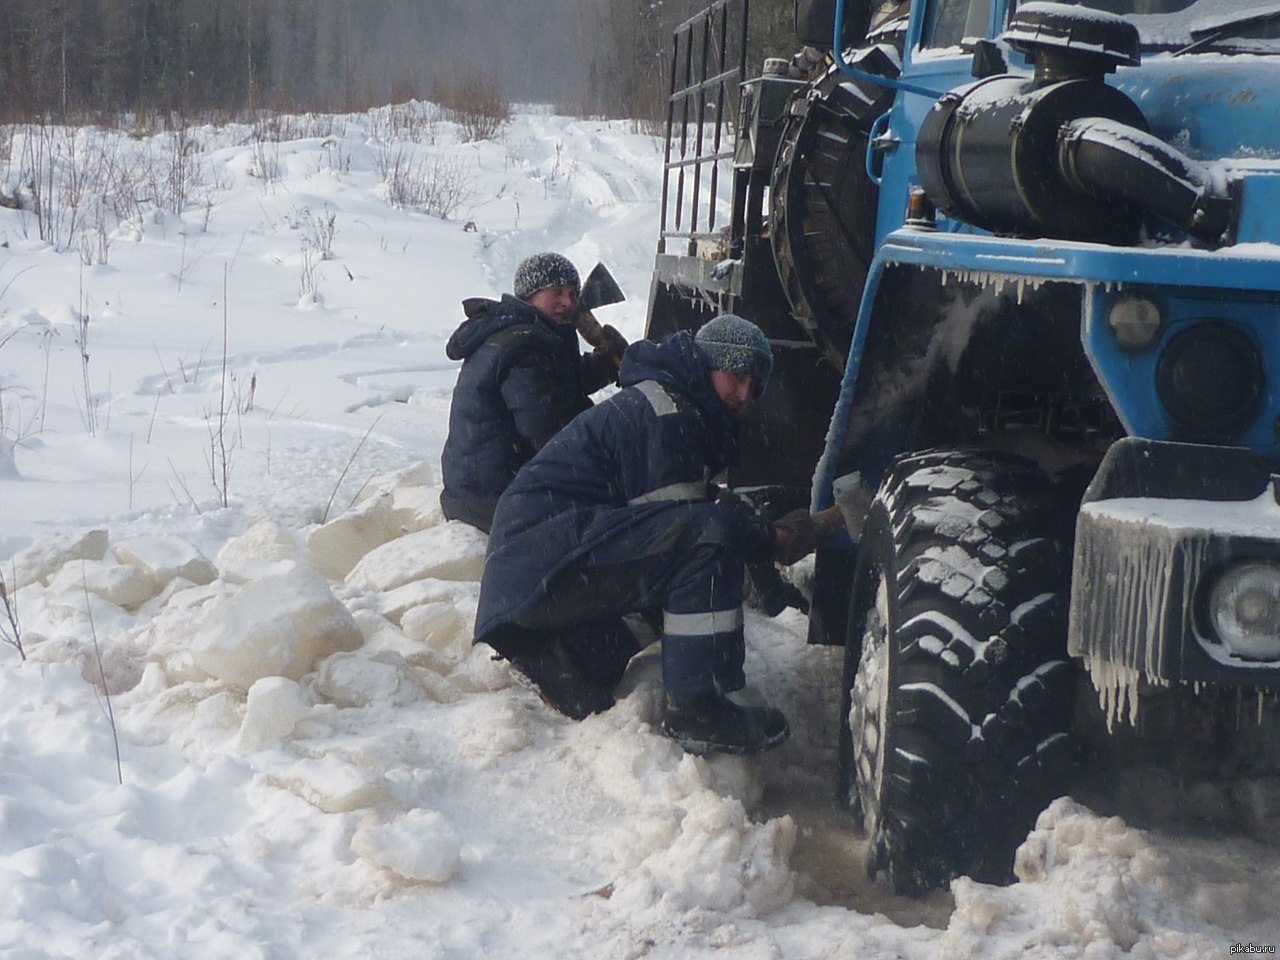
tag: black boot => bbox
[660,692,790,756]
[510,639,615,721]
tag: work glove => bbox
[746,560,810,617]
[714,487,776,563]
[597,323,629,364]
[773,508,822,566]
[581,347,620,392]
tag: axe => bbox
[576,262,627,364]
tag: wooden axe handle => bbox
[576,308,607,349]
[577,309,624,368]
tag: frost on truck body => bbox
[1071,493,1280,726]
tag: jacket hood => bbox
[446,294,554,361]
[620,331,738,443]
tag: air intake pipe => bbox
[915,3,1233,246]
[1057,118,1232,243]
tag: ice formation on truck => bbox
[645,0,1280,894]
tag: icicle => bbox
[1083,657,1144,731]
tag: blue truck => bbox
[646,0,1280,894]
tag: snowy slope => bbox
[0,104,1278,959]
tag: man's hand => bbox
[746,561,810,616]
[581,348,620,392]
[579,323,628,392]
[714,487,775,562]
[773,509,820,565]
[597,323,628,365]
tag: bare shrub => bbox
[432,72,511,143]
[208,270,236,507]
[420,154,474,219]
[376,143,474,219]
[375,143,421,209]
[299,239,320,301]
[248,117,282,185]
[76,303,97,436]
[288,205,336,260]
[369,101,441,145]
[15,122,116,248]
[104,148,146,225]
[0,564,23,661]
[24,130,148,264]
[163,122,203,214]
[322,133,352,174]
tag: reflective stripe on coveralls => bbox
[663,608,744,637]
[630,482,708,505]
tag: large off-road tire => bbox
[837,449,1076,895]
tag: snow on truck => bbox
[645,0,1280,894]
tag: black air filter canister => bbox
[917,75,1150,243]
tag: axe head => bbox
[579,262,625,313]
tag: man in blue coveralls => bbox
[473,315,820,756]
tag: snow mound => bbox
[190,564,363,687]
[268,753,387,814]
[238,676,312,750]
[311,650,425,708]
[114,535,217,587]
[389,484,445,531]
[47,556,161,611]
[307,491,404,580]
[345,521,488,591]
[216,520,310,585]
[7,529,108,589]
[611,789,796,917]
[351,809,462,884]
[940,796,1226,958]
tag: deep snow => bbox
[0,102,1278,959]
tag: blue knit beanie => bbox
[513,253,580,301]
[695,314,773,397]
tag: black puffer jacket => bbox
[440,295,592,532]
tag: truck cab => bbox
[647,0,1280,893]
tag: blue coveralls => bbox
[474,331,773,696]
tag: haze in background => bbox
[0,0,729,120]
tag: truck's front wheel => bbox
[837,449,1076,894]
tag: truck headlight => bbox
[1205,561,1280,662]
[1156,322,1262,438]
[1107,296,1161,350]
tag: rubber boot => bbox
[660,692,790,756]
[511,639,615,721]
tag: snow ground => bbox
[0,103,1278,958]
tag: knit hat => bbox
[513,253,580,302]
[694,314,773,397]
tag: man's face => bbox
[710,369,755,417]
[527,285,578,324]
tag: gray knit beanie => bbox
[513,253,580,301]
[694,314,773,397]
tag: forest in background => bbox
[0,0,798,124]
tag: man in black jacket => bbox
[440,253,624,532]
[474,315,821,756]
